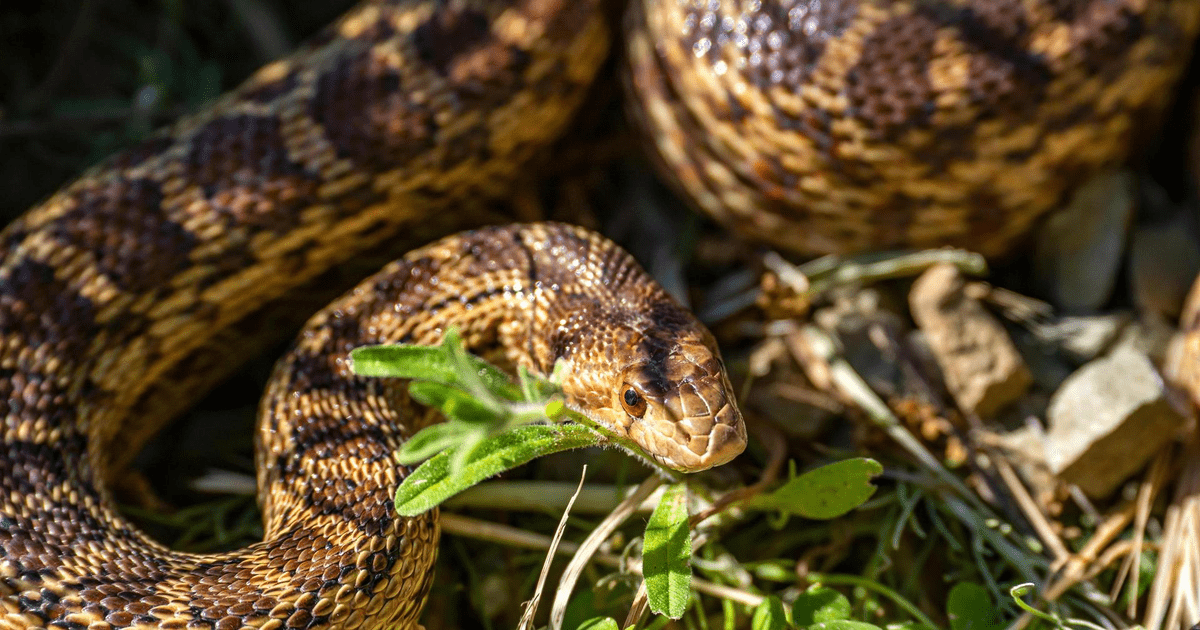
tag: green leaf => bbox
[810,622,883,630]
[446,430,487,475]
[408,380,499,424]
[947,583,1001,630]
[350,344,458,380]
[519,364,560,401]
[751,596,788,630]
[394,423,601,516]
[885,623,933,630]
[743,459,882,520]
[394,423,474,465]
[643,483,692,619]
[793,585,851,626]
[576,618,619,630]
[349,332,519,400]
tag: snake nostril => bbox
[715,403,740,427]
[674,423,692,445]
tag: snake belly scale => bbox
[4,0,1200,628]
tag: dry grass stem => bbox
[622,583,649,629]
[550,475,664,629]
[1011,502,1137,630]
[1046,502,1134,600]
[988,447,1070,566]
[1111,450,1171,617]
[440,510,766,626]
[446,481,663,514]
[1146,440,1200,630]
[518,466,588,630]
[767,248,987,294]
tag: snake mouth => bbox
[651,402,746,472]
[626,370,747,473]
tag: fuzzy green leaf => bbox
[643,483,692,619]
[947,583,1001,630]
[394,423,474,465]
[576,618,619,630]
[407,380,498,425]
[394,423,601,516]
[751,596,788,630]
[349,332,519,400]
[519,365,560,401]
[886,623,934,630]
[349,344,455,379]
[793,585,851,626]
[810,622,883,630]
[744,458,882,520]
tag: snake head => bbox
[563,319,746,473]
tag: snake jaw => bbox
[669,346,746,471]
[590,342,746,473]
[643,369,746,473]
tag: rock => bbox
[1129,210,1200,320]
[1011,314,1130,393]
[1010,328,1074,392]
[1044,347,1187,497]
[814,288,909,400]
[1034,172,1135,312]
[1031,313,1131,365]
[909,264,1032,418]
[1112,314,1177,365]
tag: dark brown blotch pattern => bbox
[412,8,493,76]
[845,12,938,137]
[0,258,98,358]
[0,0,642,629]
[309,47,434,173]
[629,0,1200,254]
[50,178,197,296]
[184,115,322,236]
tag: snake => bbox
[2,0,1199,628]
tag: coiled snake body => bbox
[2,0,1199,628]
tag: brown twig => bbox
[518,466,587,630]
[1111,450,1172,617]
[987,448,1071,567]
[1145,438,1200,630]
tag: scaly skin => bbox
[4,0,1199,627]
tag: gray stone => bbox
[1113,315,1177,365]
[909,264,1032,418]
[1032,313,1131,365]
[1044,347,1187,497]
[814,288,909,400]
[1010,328,1074,392]
[1034,172,1134,312]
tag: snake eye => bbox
[621,386,647,418]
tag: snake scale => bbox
[3,0,1200,628]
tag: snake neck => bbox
[257,223,739,531]
[254,224,627,521]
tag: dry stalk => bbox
[517,466,587,630]
[1145,439,1200,630]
